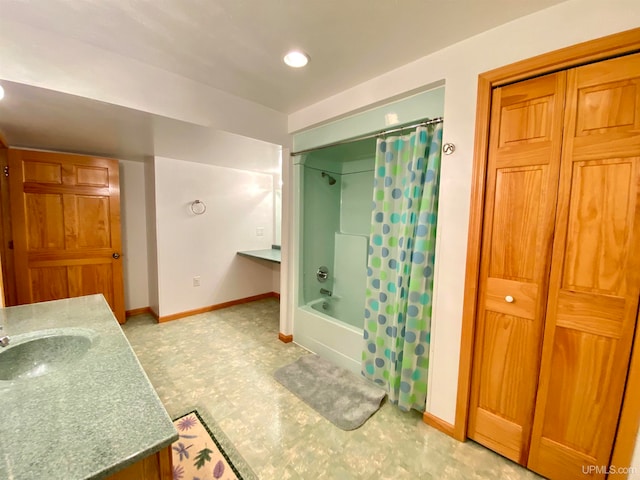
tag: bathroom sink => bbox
[0,329,95,381]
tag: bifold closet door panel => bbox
[527,53,640,480]
[467,72,566,464]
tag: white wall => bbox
[144,159,160,315]
[153,122,283,173]
[119,160,149,311]
[153,156,275,317]
[273,162,283,295]
[287,0,640,430]
[280,148,293,335]
[272,266,281,295]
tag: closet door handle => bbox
[505,295,514,303]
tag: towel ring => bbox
[190,199,207,215]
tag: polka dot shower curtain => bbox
[362,122,443,412]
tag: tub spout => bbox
[320,288,332,297]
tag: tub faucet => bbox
[320,288,332,297]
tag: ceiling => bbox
[0,0,567,166]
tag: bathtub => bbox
[309,296,335,316]
[293,297,363,375]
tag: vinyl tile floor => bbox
[122,298,541,480]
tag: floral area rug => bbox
[172,410,255,480]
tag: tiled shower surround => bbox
[123,298,539,479]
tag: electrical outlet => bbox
[256,227,264,237]
[193,276,200,287]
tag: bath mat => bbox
[172,410,256,480]
[273,354,386,430]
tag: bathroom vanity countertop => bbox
[0,295,178,480]
[237,247,281,264]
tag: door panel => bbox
[30,266,69,303]
[25,193,65,249]
[478,310,539,421]
[489,168,543,281]
[468,72,566,464]
[498,97,552,146]
[527,53,640,480]
[9,149,125,323]
[23,159,62,183]
[576,81,637,134]
[484,278,538,320]
[68,264,115,306]
[75,165,110,186]
[562,161,634,294]
[542,328,616,452]
[74,195,111,248]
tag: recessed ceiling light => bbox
[284,50,309,68]
[0,84,4,101]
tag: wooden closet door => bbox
[527,53,640,479]
[468,72,566,464]
[8,149,125,323]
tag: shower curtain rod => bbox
[290,117,443,156]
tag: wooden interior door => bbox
[467,72,566,464]
[8,149,125,323]
[527,53,640,479]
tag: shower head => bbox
[321,172,337,185]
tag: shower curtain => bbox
[362,122,443,412]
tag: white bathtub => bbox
[293,298,363,375]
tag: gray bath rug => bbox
[273,354,386,430]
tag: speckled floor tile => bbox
[122,298,541,480]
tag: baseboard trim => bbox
[278,333,293,343]
[422,411,456,437]
[158,292,280,323]
[125,306,153,317]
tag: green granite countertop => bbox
[237,248,281,264]
[0,295,178,480]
